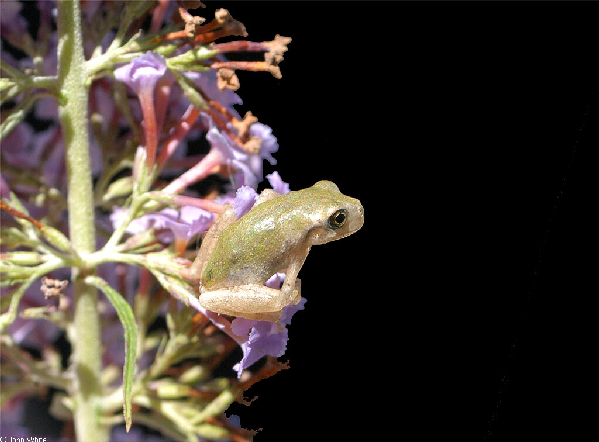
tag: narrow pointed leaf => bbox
[85,275,137,431]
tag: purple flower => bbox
[191,270,306,377]
[232,174,288,219]
[165,205,216,242]
[184,206,217,234]
[225,121,278,187]
[114,52,167,96]
[188,70,243,117]
[110,206,215,243]
[230,274,306,378]
[231,298,306,378]
[233,186,258,218]
[115,52,171,168]
[180,71,279,188]
[249,122,279,166]
[204,119,259,188]
[266,171,290,195]
[200,111,278,189]
[162,108,279,194]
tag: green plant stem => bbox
[56,1,107,441]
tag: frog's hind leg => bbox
[230,310,282,322]
[199,283,294,322]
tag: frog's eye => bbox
[328,209,348,229]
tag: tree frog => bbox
[189,180,364,323]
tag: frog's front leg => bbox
[279,243,310,306]
[199,283,296,322]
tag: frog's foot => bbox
[199,284,294,322]
[290,279,301,305]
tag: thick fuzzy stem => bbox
[56,1,107,441]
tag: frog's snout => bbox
[348,200,364,233]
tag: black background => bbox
[224,2,598,441]
[7,1,598,441]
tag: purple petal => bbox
[266,172,290,195]
[265,272,285,289]
[180,206,215,237]
[249,122,279,165]
[205,121,236,161]
[231,295,306,377]
[110,206,215,243]
[231,317,255,337]
[188,70,243,117]
[231,158,259,189]
[114,52,167,95]
[233,323,289,377]
[233,186,258,218]
[162,218,190,242]
[280,297,307,326]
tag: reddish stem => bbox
[138,87,158,169]
[156,105,200,167]
[211,40,268,53]
[161,149,223,194]
[210,61,281,79]
[172,194,224,214]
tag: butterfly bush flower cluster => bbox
[0,2,297,441]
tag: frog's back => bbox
[201,181,362,289]
[201,190,308,289]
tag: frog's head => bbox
[307,180,364,245]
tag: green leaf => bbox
[0,273,40,332]
[85,275,137,432]
[190,388,236,425]
[167,46,219,71]
[173,71,208,110]
[40,225,77,256]
[0,93,41,142]
[102,176,134,202]
[2,194,77,258]
[1,252,43,266]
